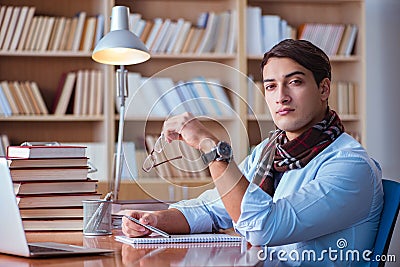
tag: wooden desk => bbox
[0,231,263,266]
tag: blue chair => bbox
[371,179,400,267]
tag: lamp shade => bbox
[92,6,150,65]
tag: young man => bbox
[122,39,383,265]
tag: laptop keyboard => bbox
[28,244,70,253]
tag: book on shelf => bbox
[88,70,97,115]
[158,20,177,53]
[52,72,77,115]
[261,14,281,53]
[214,11,230,53]
[8,157,89,168]
[2,6,20,50]
[185,27,204,53]
[27,81,49,114]
[13,82,30,114]
[9,167,89,182]
[0,80,19,114]
[172,21,191,54]
[94,70,104,115]
[150,18,171,52]
[226,9,237,54]
[13,178,97,195]
[80,16,96,51]
[7,145,86,159]
[39,16,55,51]
[338,24,358,56]
[145,17,163,50]
[0,7,6,46]
[133,19,147,38]
[153,77,187,116]
[71,11,86,51]
[59,17,72,50]
[7,81,25,113]
[196,12,218,53]
[175,81,203,115]
[30,16,45,51]
[181,26,195,53]
[22,15,37,50]
[19,207,83,219]
[22,218,84,231]
[128,13,142,33]
[0,83,12,116]
[47,17,62,51]
[165,18,185,54]
[246,6,263,55]
[0,6,13,49]
[139,19,153,44]
[16,6,36,51]
[16,193,102,208]
[81,70,90,115]
[20,82,40,114]
[93,13,104,47]
[189,79,221,115]
[192,76,233,116]
[65,15,78,51]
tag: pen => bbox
[123,215,171,238]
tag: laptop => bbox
[0,158,114,258]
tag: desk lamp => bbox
[92,6,150,201]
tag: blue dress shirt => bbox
[169,133,383,266]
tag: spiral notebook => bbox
[115,233,243,245]
[127,242,243,249]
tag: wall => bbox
[365,0,400,265]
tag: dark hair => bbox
[261,39,331,86]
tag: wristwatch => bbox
[201,141,233,165]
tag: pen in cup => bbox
[123,215,171,238]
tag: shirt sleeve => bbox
[168,187,233,233]
[233,150,380,246]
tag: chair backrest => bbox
[371,179,400,267]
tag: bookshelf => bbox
[0,0,365,200]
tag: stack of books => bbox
[6,144,101,231]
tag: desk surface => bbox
[0,231,263,266]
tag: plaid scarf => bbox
[253,109,344,196]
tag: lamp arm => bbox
[113,65,128,201]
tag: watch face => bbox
[217,142,232,159]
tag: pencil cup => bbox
[83,199,112,236]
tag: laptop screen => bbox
[0,158,31,257]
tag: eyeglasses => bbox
[142,134,183,173]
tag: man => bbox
[122,39,383,265]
